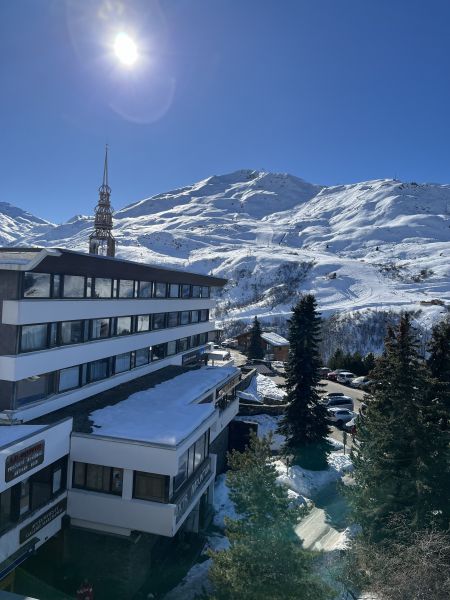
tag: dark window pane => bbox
[190,310,199,323]
[116,316,132,336]
[60,320,84,345]
[180,311,190,326]
[63,275,85,298]
[88,359,109,382]
[0,488,13,533]
[115,352,131,373]
[30,464,53,511]
[201,286,210,298]
[52,275,61,298]
[167,312,178,328]
[49,322,58,347]
[192,286,201,298]
[23,272,51,298]
[199,332,208,345]
[177,337,189,353]
[135,348,150,367]
[59,366,80,392]
[169,284,179,298]
[20,480,30,515]
[15,374,50,407]
[174,452,188,492]
[93,278,112,298]
[153,313,166,330]
[134,472,167,502]
[181,284,191,299]
[166,340,177,356]
[154,283,167,298]
[20,324,48,352]
[138,281,152,298]
[91,318,110,339]
[136,315,150,332]
[200,309,209,322]
[152,344,166,361]
[118,280,134,298]
[73,462,86,487]
[111,468,123,494]
[191,334,200,347]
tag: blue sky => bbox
[1,0,450,222]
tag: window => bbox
[52,275,61,298]
[20,459,67,516]
[0,488,13,533]
[136,315,150,332]
[169,284,179,298]
[135,347,150,367]
[73,462,123,496]
[191,334,200,347]
[192,286,201,298]
[181,284,191,299]
[201,286,210,298]
[166,340,177,356]
[58,366,80,392]
[154,282,167,298]
[194,435,206,469]
[134,472,168,503]
[20,324,48,352]
[118,280,134,298]
[63,275,85,298]
[180,311,190,326]
[177,337,189,353]
[191,310,199,323]
[116,316,132,336]
[153,313,166,330]
[88,358,110,382]
[199,332,208,345]
[23,272,51,298]
[20,479,30,515]
[167,312,178,328]
[60,320,84,345]
[138,281,152,298]
[152,344,166,361]
[91,318,110,339]
[93,278,112,298]
[115,352,131,373]
[200,309,209,322]
[15,373,53,407]
[49,322,58,347]
[174,452,188,492]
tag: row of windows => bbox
[0,458,67,535]
[23,272,210,300]
[19,309,210,353]
[72,462,168,503]
[13,333,211,408]
[173,431,209,493]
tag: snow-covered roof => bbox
[90,366,239,447]
[0,424,46,449]
[261,332,289,347]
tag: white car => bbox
[327,407,356,427]
[336,371,356,385]
[322,395,354,410]
[351,376,372,389]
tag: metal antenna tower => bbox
[89,145,116,257]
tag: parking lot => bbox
[322,379,366,450]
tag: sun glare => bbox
[114,32,138,66]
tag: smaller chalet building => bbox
[236,330,289,362]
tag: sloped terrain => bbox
[2,170,450,336]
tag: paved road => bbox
[321,379,366,449]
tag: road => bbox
[321,379,366,449]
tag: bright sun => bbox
[114,32,138,66]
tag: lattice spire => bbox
[89,145,116,257]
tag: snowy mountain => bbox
[2,170,450,348]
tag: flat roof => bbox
[0,247,227,287]
[261,332,289,346]
[90,366,238,446]
[0,424,46,450]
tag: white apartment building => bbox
[0,247,240,593]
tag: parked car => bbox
[322,395,354,410]
[318,367,331,377]
[222,339,238,349]
[324,392,345,398]
[327,369,346,381]
[336,371,356,385]
[327,407,356,427]
[350,376,372,389]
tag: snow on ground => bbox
[90,366,238,445]
[275,452,353,498]
[237,373,286,403]
[212,473,239,529]
[234,413,285,450]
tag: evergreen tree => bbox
[247,316,264,360]
[427,319,450,427]
[208,433,332,600]
[328,348,344,370]
[362,352,376,375]
[278,295,330,468]
[349,314,450,540]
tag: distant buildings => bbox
[236,329,289,362]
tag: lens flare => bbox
[114,32,138,66]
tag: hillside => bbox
[2,170,450,351]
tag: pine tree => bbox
[278,294,330,469]
[328,348,344,370]
[349,314,450,540]
[362,352,376,374]
[427,319,450,427]
[208,433,332,600]
[247,316,264,360]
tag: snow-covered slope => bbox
[0,202,54,245]
[3,170,450,338]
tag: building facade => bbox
[0,248,240,594]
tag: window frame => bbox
[72,462,123,496]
